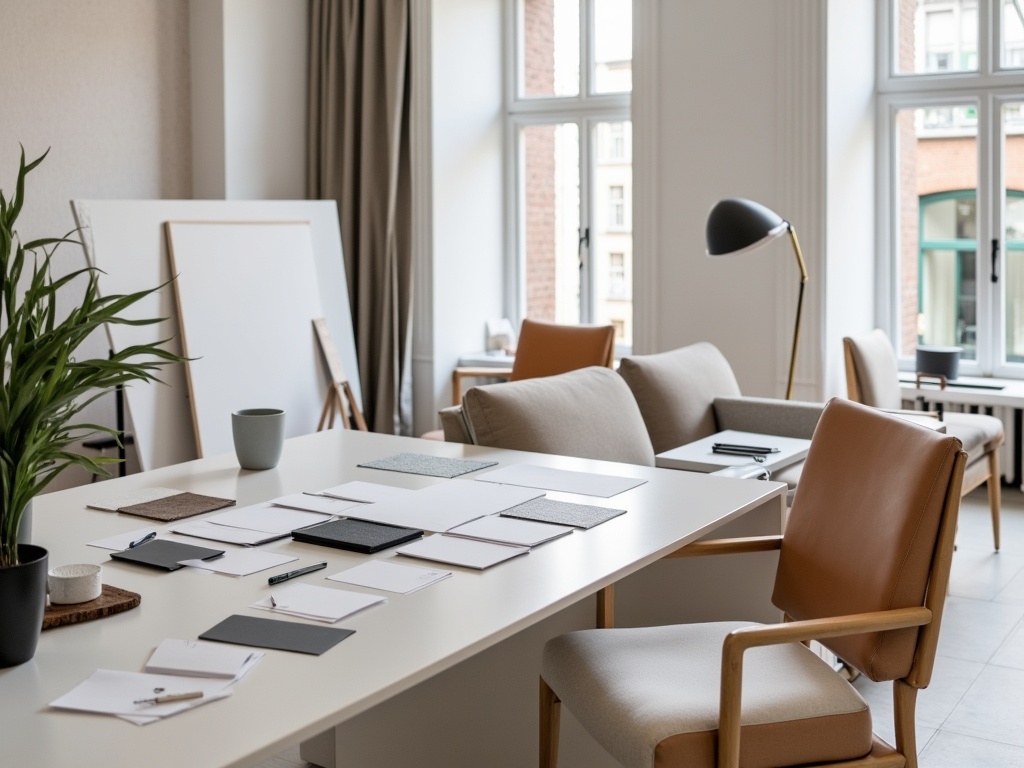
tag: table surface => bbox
[655,429,812,474]
[3,428,784,768]
[900,374,1024,409]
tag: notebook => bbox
[291,517,423,554]
[199,614,354,655]
[109,539,225,571]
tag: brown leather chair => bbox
[540,398,966,768]
[428,319,615,443]
[844,328,1003,550]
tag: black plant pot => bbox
[0,544,48,668]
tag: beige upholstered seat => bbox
[540,398,967,768]
[618,342,824,493]
[844,328,1003,550]
[461,366,655,466]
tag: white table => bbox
[3,429,786,768]
[655,429,812,475]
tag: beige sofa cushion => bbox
[618,343,741,454]
[462,366,655,466]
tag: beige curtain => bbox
[308,0,413,434]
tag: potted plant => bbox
[0,147,182,666]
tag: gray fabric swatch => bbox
[500,497,625,529]
[358,453,497,478]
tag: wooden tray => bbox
[43,585,141,630]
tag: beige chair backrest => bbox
[773,398,965,683]
[509,319,615,381]
[462,366,656,466]
[843,329,904,410]
[617,342,741,454]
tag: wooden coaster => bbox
[43,585,141,630]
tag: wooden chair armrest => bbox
[663,535,782,559]
[915,372,947,390]
[715,606,932,768]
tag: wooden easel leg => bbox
[317,389,333,432]
[540,677,561,768]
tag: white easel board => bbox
[70,200,361,470]
[165,221,326,458]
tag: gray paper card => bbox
[358,453,498,479]
[500,497,626,529]
[199,614,354,655]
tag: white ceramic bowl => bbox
[48,563,102,605]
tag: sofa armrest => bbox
[713,396,825,440]
[439,405,474,444]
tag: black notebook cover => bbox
[292,517,423,554]
[199,614,354,655]
[109,539,225,571]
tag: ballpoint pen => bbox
[128,531,157,548]
[133,691,203,705]
[267,561,328,585]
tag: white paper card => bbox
[397,535,529,570]
[252,583,386,623]
[347,479,544,532]
[319,481,416,504]
[171,520,285,546]
[446,515,573,547]
[87,526,170,551]
[208,502,331,534]
[473,464,646,498]
[145,639,264,679]
[178,549,297,577]
[328,560,452,594]
[271,493,363,515]
[50,669,234,719]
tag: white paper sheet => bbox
[171,520,286,546]
[87,526,171,551]
[319,481,416,504]
[252,583,386,623]
[50,669,234,721]
[328,560,452,594]
[207,502,332,534]
[178,549,297,577]
[85,487,182,512]
[397,535,529,570]
[346,479,544,532]
[270,492,363,516]
[446,514,573,547]
[144,639,264,679]
[473,464,647,497]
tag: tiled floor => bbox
[852,485,1024,767]
[259,486,1024,768]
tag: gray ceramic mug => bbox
[231,408,285,470]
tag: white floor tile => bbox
[919,729,1024,767]
[941,666,1024,747]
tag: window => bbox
[510,0,632,347]
[880,0,1024,376]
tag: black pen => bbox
[128,531,157,548]
[267,561,328,585]
[712,443,780,454]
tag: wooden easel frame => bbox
[313,318,368,431]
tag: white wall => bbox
[192,0,308,199]
[413,0,505,436]
[0,0,192,488]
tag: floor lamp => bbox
[705,197,809,400]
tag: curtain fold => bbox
[308,0,413,434]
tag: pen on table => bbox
[712,442,779,454]
[134,691,203,705]
[268,561,328,585]
[128,531,157,548]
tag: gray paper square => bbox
[500,497,625,529]
[358,453,498,479]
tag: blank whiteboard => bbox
[165,221,326,458]
[70,200,360,470]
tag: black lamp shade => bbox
[706,198,788,257]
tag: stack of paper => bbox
[252,582,386,623]
[172,502,333,545]
[50,669,235,726]
[319,481,415,503]
[397,535,529,570]
[328,560,452,594]
[177,549,297,577]
[446,515,573,547]
[145,639,263,679]
[270,492,363,516]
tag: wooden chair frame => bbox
[541,447,966,768]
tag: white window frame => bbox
[503,0,631,340]
[877,0,1024,376]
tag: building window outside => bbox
[881,0,1024,376]
[511,0,632,348]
